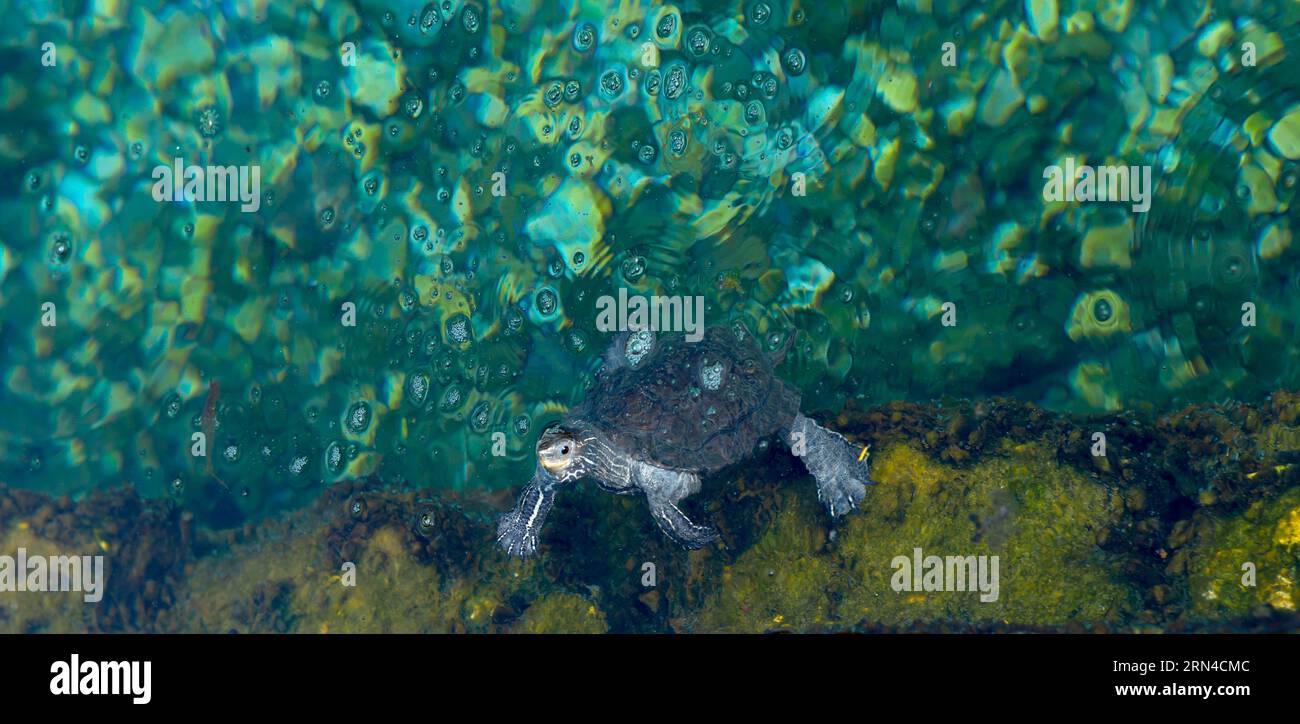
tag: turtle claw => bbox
[791,414,874,519]
[817,471,868,519]
[496,511,541,557]
[497,470,557,558]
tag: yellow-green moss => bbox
[693,493,836,632]
[691,439,1140,632]
[836,442,1137,627]
[511,592,608,633]
[178,522,521,633]
[1187,487,1300,618]
[0,525,98,633]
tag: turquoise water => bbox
[2,0,1299,535]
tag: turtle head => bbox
[536,424,589,481]
[497,423,592,558]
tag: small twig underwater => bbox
[201,380,230,491]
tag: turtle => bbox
[496,326,875,556]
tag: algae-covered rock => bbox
[835,441,1137,628]
[688,437,1141,632]
[177,522,520,634]
[692,493,837,633]
[0,526,101,633]
[1187,488,1300,619]
[511,592,609,634]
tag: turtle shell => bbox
[575,327,801,474]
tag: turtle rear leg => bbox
[632,461,718,549]
[788,413,874,517]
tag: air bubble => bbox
[621,255,647,281]
[669,129,688,157]
[346,401,372,433]
[655,13,677,40]
[504,308,524,335]
[403,93,424,119]
[196,106,222,137]
[163,393,182,419]
[535,288,559,315]
[445,313,473,345]
[700,360,725,390]
[644,71,661,96]
[49,233,72,265]
[775,127,794,150]
[417,510,437,536]
[470,401,491,431]
[326,441,345,473]
[566,329,589,353]
[782,48,806,76]
[600,69,625,99]
[420,4,440,32]
[664,65,685,100]
[574,22,596,52]
[461,5,481,33]
[625,329,655,366]
[439,384,465,412]
[544,82,564,108]
[564,80,582,103]
[1092,298,1114,323]
[685,27,712,57]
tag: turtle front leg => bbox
[497,466,559,557]
[632,460,718,549]
[788,413,874,517]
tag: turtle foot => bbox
[790,414,874,518]
[649,500,719,549]
[633,461,717,549]
[496,470,557,557]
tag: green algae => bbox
[177,523,522,633]
[511,592,609,634]
[0,526,103,634]
[1187,488,1300,620]
[689,440,1139,633]
[838,442,1137,627]
[693,492,837,633]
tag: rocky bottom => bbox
[3,394,1300,634]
